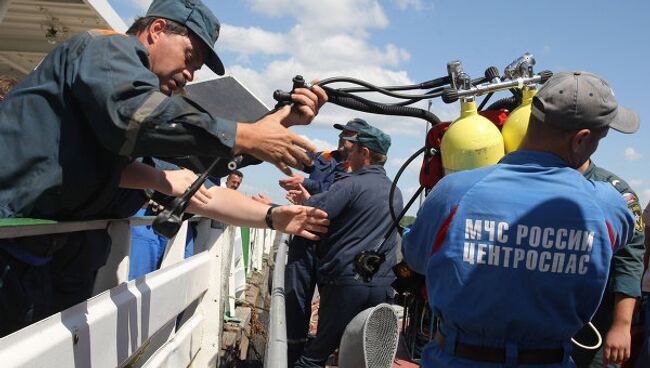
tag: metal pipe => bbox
[264,234,290,367]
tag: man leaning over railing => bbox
[0,0,328,337]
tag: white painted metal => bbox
[92,220,131,295]
[0,252,212,367]
[263,229,274,256]
[251,228,266,272]
[0,217,154,239]
[142,314,204,368]
[159,220,189,268]
[84,0,127,32]
[265,236,289,367]
[0,215,281,367]
[190,219,229,367]
[229,226,247,309]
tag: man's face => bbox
[148,26,206,96]
[337,130,357,159]
[347,142,369,172]
[226,174,242,190]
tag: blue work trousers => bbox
[293,283,393,368]
[285,242,317,366]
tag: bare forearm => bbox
[611,294,636,328]
[187,187,268,228]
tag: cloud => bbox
[393,0,432,11]
[119,0,151,12]
[194,1,437,136]
[219,25,288,57]
[299,135,337,152]
[245,0,389,33]
[624,147,643,161]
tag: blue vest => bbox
[403,151,635,367]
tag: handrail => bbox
[264,234,290,367]
[0,215,278,367]
[0,217,156,239]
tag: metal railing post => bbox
[264,234,289,367]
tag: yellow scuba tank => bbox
[440,100,505,174]
[502,88,537,153]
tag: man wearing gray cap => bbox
[403,71,639,368]
[0,0,327,336]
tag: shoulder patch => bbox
[622,192,644,232]
[610,179,621,188]
[622,192,637,205]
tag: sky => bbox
[109,0,650,214]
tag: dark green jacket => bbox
[0,30,237,220]
[584,161,645,297]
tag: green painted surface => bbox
[0,218,58,226]
[241,227,250,276]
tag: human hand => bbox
[271,205,329,241]
[235,115,316,175]
[282,82,328,127]
[157,169,212,206]
[252,193,272,205]
[279,173,305,191]
[603,323,631,366]
[286,183,310,205]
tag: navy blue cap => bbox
[333,118,370,133]
[343,126,391,155]
[146,0,225,75]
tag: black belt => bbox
[434,331,564,365]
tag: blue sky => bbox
[109,0,650,213]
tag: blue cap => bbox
[146,0,225,75]
[343,126,391,155]
[333,118,370,133]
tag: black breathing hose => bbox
[324,87,442,126]
[388,146,426,225]
[336,76,450,93]
[485,96,520,112]
[319,76,448,99]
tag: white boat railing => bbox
[0,216,278,367]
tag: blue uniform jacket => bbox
[307,164,403,286]
[0,30,236,219]
[403,151,635,368]
[302,150,350,195]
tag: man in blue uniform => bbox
[280,118,367,195]
[0,0,327,336]
[403,71,639,367]
[283,119,366,365]
[293,126,403,368]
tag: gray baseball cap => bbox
[531,71,639,134]
[146,0,225,75]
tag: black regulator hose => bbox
[389,146,426,225]
[485,96,520,112]
[324,87,441,125]
[336,76,451,94]
[319,76,447,100]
